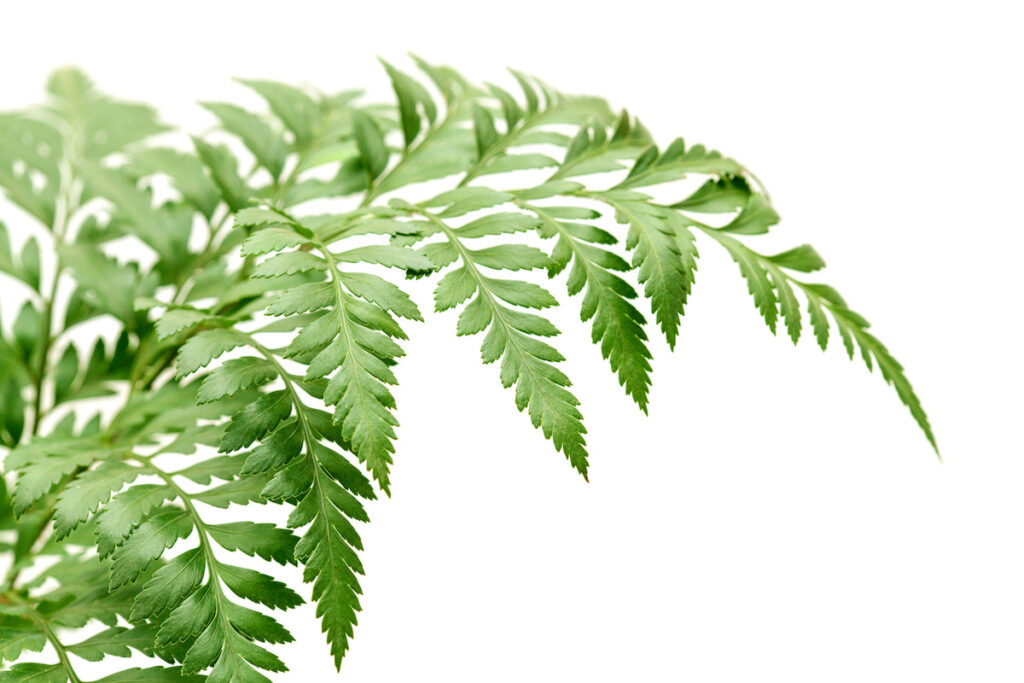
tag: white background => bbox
[2,1,1022,681]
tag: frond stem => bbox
[3,592,83,683]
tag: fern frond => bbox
[192,329,376,667]
[522,199,653,411]
[695,223,937,451]
[415,203,590,476]
[0,60,937,680]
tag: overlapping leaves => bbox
[175,203,429,665]
[0,57,936,683]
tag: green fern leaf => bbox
[0,624,45,663]
[704,229,778,333]
[192,137,252,212]
[95,485,174,559]
[605,194,698,348]
[53,461,139,540]
[236,79,318,148]
[109,507,192,589]
[129,147,221,219]
[0,63,937,682]
[205,522,298,564]
[200,102,288,179]
[419,205,589,476]
[66,625,156,661]
[526,201,653,410]
[218,563,303,610]
[130,549,206,621]
[0,663,67,683]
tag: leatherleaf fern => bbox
[0,59,936,681]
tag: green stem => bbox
[27,123,80,437]
[137,458,266,672]
[132,458,234,619]
[240,334,320,460]
[129,162,261,395]
[38,613,82,683]
[29,296,55,437]
[239,333,350,562]
[3,592,83,683]
[6,127,84,589]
